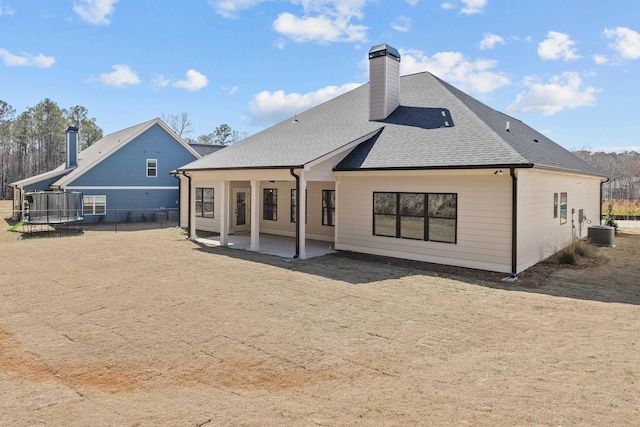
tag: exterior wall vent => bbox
[369,43,401,121]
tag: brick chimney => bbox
[369,43,401,121]
[65,126,79,169]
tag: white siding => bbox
[335,171,513,273]
[516,168,602,272]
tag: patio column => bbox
[299,173,307,259]
[189,183,197,239]
[219,180,229,246]
[250,180,260,251]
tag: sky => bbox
[1,0,639,153]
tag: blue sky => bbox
[1,0,639,152]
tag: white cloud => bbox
[399,49,510,94]
[0,2,15,16]
[273,7,368,43]
[208,0,266,18]
[603,27,640,60]
[507,72,600,116]
[405,0,419,5]
[593,54,608,65]
[461,0,487,14]
[99,64,140,87]
[479,33,504,50]
[248,82,362,125]
[173,69,208,92]
[440,2,455,10]
[0,48,55,68]
[73,0,119,25]
[222,85,239,94]
[151,73,171,88]
[391,15,411,33]
[538,31,580,61]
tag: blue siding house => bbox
[10,118,200,223]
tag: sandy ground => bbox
[1,203,640,426]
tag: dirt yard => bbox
[1,201,640,426]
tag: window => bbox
[290,189,307,223]
[83,195,106,215]
[373,192,457,243]
[263,188,277,221]
[322,190,335,226]
[195,188,214,218]
[146,159,157,177]
[560,192,567,224]
[553,193,558,218]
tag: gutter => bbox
[290,168,300,259]
[600,178,610,224]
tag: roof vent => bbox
[505,121,510,132]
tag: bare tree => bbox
[162,112,193,138]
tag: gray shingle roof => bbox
[179,72,604,177]
[189,143,226,157]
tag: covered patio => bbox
[195,232,335,259]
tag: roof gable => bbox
[53,118,200,188]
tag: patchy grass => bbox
[1,207,640,425]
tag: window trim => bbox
[263,188,277,221]
[322,189,335,226]
[195,187,214,218]
[83,195,106,215]
[146,159,158,177]
[373,191,457,244]
[553,193,558,219]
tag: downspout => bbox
[509,168,518,279]
[600,178,610,224]
[181,171,192,238]
[290,168,300,259]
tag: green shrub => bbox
[602,203,619,234]
[125,211,133,222]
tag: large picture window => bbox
[322,190,335,226]
[195,188,214,218]
[560,192,567,224]
[263,188,277,221]
[83,195,106,215]
[373,192,457,243]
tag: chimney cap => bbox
[66,126,79,133]
[369,43,400,61]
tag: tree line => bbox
[0,99,103,200]
[573,149,640,200]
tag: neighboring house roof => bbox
[179,72,604,177]
[51,118,200,188]
[189,143,226,157]
[9,163,72,189]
